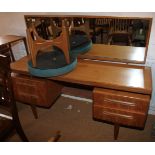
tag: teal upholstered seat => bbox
[27,34,92,77]
[28,49,77,77]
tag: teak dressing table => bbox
[11,48,152,140]
[10,15,152,140]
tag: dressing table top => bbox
[10,55,152,95]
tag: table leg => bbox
[114,123,120,140]
[30,105,38,119]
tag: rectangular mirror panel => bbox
[24,15,152,64]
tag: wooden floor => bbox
[6,95,155,142]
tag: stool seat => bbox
[27,50,77,77]
[27,34,92,77]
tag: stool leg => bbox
[114,123,120,140]
[30,105,38,119]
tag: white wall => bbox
[0,12,155,114]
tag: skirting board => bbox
[61,94,92,103]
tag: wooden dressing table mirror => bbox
[24,15,152,64]
[10,15,153,140]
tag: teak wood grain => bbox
[93,88,150,113]
[10,55,152,95]
[93,105,147,127]
[79,44,146,64]
[12,75,63,107]
[24,15,152,20]
[93,88,150,129]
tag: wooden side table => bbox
[0,35,29,61]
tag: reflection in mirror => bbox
[24,15,152,64]
[91,18,151,47]
[25,16,152,48]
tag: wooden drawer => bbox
[93,105,146,128]
[93,88,150,113]
[93,88,150,128]
[12,75,63,107]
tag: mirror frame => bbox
[24,15,153,64]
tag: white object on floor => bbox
[64,105,73,110]
[77,109,81,113]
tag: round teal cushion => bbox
[27,49,77,77]
[28,58,77,77]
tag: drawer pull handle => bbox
[104,98,136,107]
[103,111,133,119]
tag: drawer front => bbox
[12,76,48,106]
[93,88,150,113]
[93,105,146,128]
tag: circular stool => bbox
[28,34,92,77]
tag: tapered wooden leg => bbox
[13,103,29,142]
[30,105,38,119]
[114,124,120,140]
[15,121,29,142]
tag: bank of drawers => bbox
[12,75,62,107]
[93,88,150,128]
